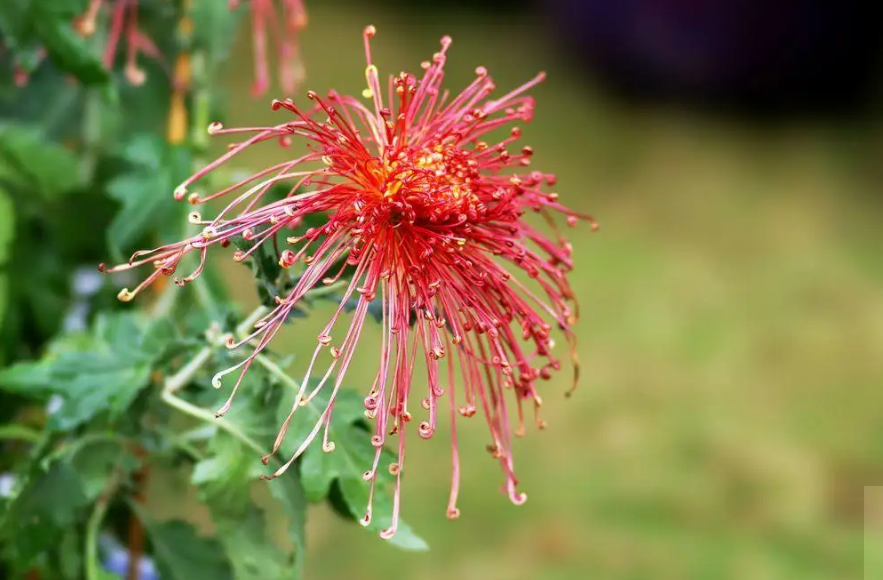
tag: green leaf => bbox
[49,357,152,432]
[0,188,11,249]
[95,569,124,580]
[32,15,109,86]
[191,389,305,579]
[0,312,175,431]
[0,359,58,397]
[66,439,134,500]
[212,506,296,580]
[199,263,233,317]
[135,511,234,580]
[0,431,135,574]
[277,385,429,551]
[268,473,307,578]
[0,0,39,55]
[0,123,81,198]
[191,434,262,515]
[0,460,91,564]
[0,422,41,443]
[24,0,85,21]
[178,368,309,576]
[231,234,284,308]
[0,0,109,85]
[338,477,429,551]
[58,528,83,579]
[192,0,245,70]
[0,186,13,348]
[106,136,192,254]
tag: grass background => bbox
[207,2,883,578]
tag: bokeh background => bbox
[211,1,883,578]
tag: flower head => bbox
[232,0,307,96]
[9,0,160,87]
[75,0,162,86]
[102,26,596,538]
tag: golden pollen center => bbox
[379,143,478,205]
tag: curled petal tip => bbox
[510,491,528,505]
[418,421,434,439]
[126,64,146,86]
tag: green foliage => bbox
[0,123,81,197]
[0,187,13,355]
[0,0,109,85]
[106,136,192,255]
[268,475,309,577]
[0,435,138,573]
[212,507,292,580]
[187,373,311,578]
[1,460,92,566]
[287,387,429,551]
[232,233,286,308]
[0,313,176,430]
[136,511,234,580]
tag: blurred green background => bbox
[208,1,883,578]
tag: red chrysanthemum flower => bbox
[102,26,596,538]
[75,0,162,85]
[9,0,160,87]
[232,0,307,96]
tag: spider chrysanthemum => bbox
[76,0,161,85]
[102,26,596,538]
[12,0,161,87]
[232,0,307,95]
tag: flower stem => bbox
[163,344,213,395]
[255,354,301,393]
[125,445,148,580]
[159,278,344,457]
[160,391,265,455]
[85,469,121,580]
[164,305,270,395]
[160,305,270,454]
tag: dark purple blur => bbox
[545,0,883,113]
